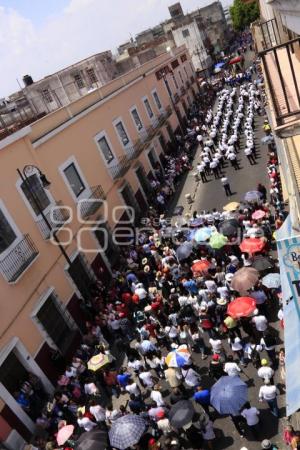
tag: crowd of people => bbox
[21,40,295,450]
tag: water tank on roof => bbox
[23,75,34,87]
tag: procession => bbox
[12,34,296,450]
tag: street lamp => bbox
[161,70,185,135]
[17,165,73,266]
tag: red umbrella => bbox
[227,297,256,318]
[229,56,242,65]
[191,260,211,274]
[252,210,266,220]
[240,238,265,254]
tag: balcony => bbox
[0,234,39,282]
[109,155,131,180]
[181,86,186,96]
[165,105,172,118]
[79,185,106,219]
[253,18,281,53]
[259,37,300,128]
[190,76,195,84]
[126,143,145,161]
[36,201,71,239]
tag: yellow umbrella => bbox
[87,353,110,371]
[223,202,240,212]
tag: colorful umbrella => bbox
[109,415,147,450]
[211,376,247,415]
[231,267,259,292]
[191,259,211,274]
[229,56,242,65]
[240,238,265,254]
[57,425,74,446]
[244,191,263,203]
[262,273,281,289]
[209,232,228,249]
[223,202,240,212]
[252,210,266,220]
[193,227,212,242]
[165,345,191,368]
[87,353,110,371]
[227,296,257,318]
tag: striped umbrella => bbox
[109,415,147,450]
[165,345,191,368]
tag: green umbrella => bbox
[209,232,228,249]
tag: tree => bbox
[230,0,260,32]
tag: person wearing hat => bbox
[156,410,172,435]
[261,439,278,449]
[257,359,274,384]
[209,354,225,380]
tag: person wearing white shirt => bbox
[221,176,232,197]
[257,361,274,383]
[181,365,201,387]
[77,413,97,432]
[150,386,165,406]
[125,380,141,397]
[258,379,279,417]
[89,401,106,423]
[245,147,256,165]
[209,337,223,354]
[224,356,241,376]
[252,314,268,334]
[139,368,154,388]
[241,402,260,437]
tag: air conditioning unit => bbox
[3,429,26,450]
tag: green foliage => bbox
[230,0,260,31]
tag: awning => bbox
[277,214,300,416]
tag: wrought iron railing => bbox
[259,37,300,126]
[79,186,106,219]
[190,75,195,84]
[181,86,186,96]
[258,18,281,50]
[165,105,172,117]
[174,93,180,104]
[36,201,71,239]
[109,155,131,180]
[0,234,39,282]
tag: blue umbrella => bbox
[109,415,147,450]
[210,376,248,415]
[194,227,212,242]
[262,273,281,289]
[176,242,193,260]
[215,62,225,69]
[244,190,263,203]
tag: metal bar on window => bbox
[273,47,291,114]
[261,53,281,122]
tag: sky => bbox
[0,0,231,97]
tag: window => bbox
[152,91,162,110]
[144,98,154,119]
[0,208,16,253]
[63,163,86,197]
[94,222,120,267]
[35,291,75,354]
[131,108,143,130]
[74,73,85,89]
[20,174,51,216]
[115,121,130,146]
[42,89,53,104]
[86,68,98,84]
[179,70,184,84]
[172,74,179,89]
[182,29,190,38]
[97,136,115,164]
